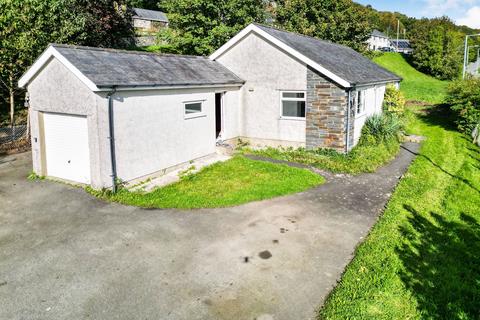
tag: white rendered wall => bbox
[216,32,307,145]
[27,57,107,188]
[107,88,223,182]
[353,85,387,145]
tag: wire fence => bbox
[0,125,31,154]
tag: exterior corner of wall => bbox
[305,67,347,151]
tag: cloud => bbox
[422,0,477,16]
[457,6,480,28]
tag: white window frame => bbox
[355,90,366,116]
[279,90,306,120]
[184,100,205,119]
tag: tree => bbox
[0,0,133,128]
[157,0,266,55]
[275,0,372,52]
[126,0,159,10]
[410,17,463,80]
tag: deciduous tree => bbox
[0,0,133,127]
[275,0,372,52]
[157,0,266,55]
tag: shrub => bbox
[383,84,406,115]
[360,113,403,144]
[446,77,480,135]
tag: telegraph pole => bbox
[396,19,400,52]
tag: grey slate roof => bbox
[371,29,388,38]
[52,44,244,89]
[254,24,401,86]
[132,8,168,23]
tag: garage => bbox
[18,43,243,189]
[42,112,91,184]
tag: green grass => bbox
[87,155,324,209]
[319,107,480,319]
[242,138,400,174]
[374,53,449,104]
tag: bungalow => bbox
[18,23,401,189]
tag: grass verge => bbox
[318,107,480,319]
[373,53,449,104]
[87,155,324,209]
[242,138,400,174]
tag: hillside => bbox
[373,53,449,104]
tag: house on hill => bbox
[18,24,401,189]
[367,30,392,51]
[131,7,168,46]
[132,7,168,32]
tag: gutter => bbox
[95,82,245,92]
[106,87,118,193]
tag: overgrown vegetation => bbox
[275,0,372,53]
[383,84,406,115]
[373,53,449,103]
[242,132,401,175]
[446,77,480,135]
[360,113,403,145]
[409,17,463,80]
[86,156,324,209]
[319,107,480,319]
[155,0,266,55]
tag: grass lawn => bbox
[374,53,449,104]
[87,155,324,209]
[242,138,400,175]
[319,107,480,319]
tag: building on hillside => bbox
[132,8,168,32]
[18,24,401,189]
[391,39,413,54]
[131,8,168,46]
[367,30,392,51]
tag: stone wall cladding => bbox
[306,67,350,152]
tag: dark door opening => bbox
[215,92,222,139]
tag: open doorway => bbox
[215,92,223,139]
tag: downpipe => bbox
[107,87,118,193]
[345,88,353,154]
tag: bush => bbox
[361,113,403,144]
[383,84,406,114]
[446,77,480,135]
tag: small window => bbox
[355,90,365,115]
[281,91,306,118]
[184,101,203,118]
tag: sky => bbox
[355,0,480,29]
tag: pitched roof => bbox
[19,44,244,91]
[210,24,401,87]
[254,24,401,86]
[132,7,168,23]
[371,29,388,38]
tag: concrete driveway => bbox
[0,144,418,320]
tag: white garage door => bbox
[43,112,91,184]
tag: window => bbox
[184,101,203,118]
[281,91,306,118]
[355,90,365,115]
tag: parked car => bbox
[379,47,395,52]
